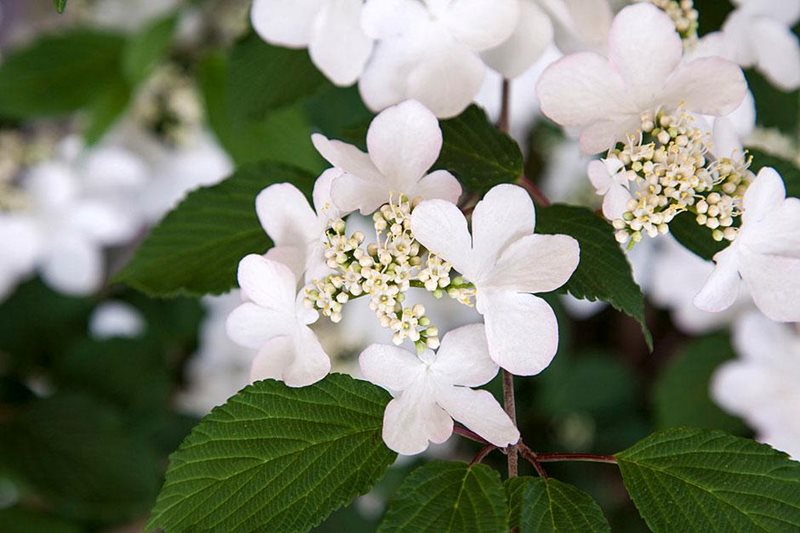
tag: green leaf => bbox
[122,13,178,85]
[746,69,800,136]
[435,104,524,195]
[227,34,327,122]
[379,462,507,533]
[53,0,68,14]
[748,148,800,198]
[669,211,726,261]
[83,76,131,144]
[0,507,80,533]
[652,334,748,434]
[147,374,396,532]
[0,393,160,522]
[0,30,125,119]
[115,160,315,297]
[616,428,800,532]
[535,204,652,349]
[506,477,610,532]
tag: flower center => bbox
[646,0,699,47]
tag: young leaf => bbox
[652,334,748,434]
[115,160,315,297]
[379,462,507,533]
[669,211,726,261]
[53,0,68,14]
[0,30,125,119]
[506,477,610,532]
[616,428,800,532]
[535,204,652,348]
[122,13,178,85]
[435,105,524,195]
[147,374,396,532]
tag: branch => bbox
[518,443,548,479]
[470,445,497,466]
[535,453,618,465]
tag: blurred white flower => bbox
[411,184,579,375]
[359,0,518,117]
[695,167,800,322]
[713,311,800,460]
[313,100,461,215]
[0,215,40,300]
[537,3,746,153]
[226,255,331,387]
[251,0,373,86]
[359,323,519,455]
[89,301,146,339]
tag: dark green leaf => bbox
[617,428,800,532]
[379,462,507,533]
[535,204,652,349]
[435,105,523,195]
[227,34,327,122]
[83,76,131,144]
[122,13,178,84]
[0,393,160,522]
[748,148,800,198]
[147,374,396,532]
[652,334,748,434]
[0,30,125,119]
[506,476,610,532]
[115,160,315,297]
[0,507,80,533]
[669,211,726,261]
[746,69,800,135]
[53,0,68,14]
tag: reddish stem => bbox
[518,175,552,207]
[470,445,497,466]
[535,453,618,465]
[453,425,490,445]
[518,443,548,479]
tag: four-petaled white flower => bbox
[411,184,580,375]
[312,100,462,215]
[226,255,331,387]
[694,167,800,322]
[712,311,800,460]
[587,157,631,221]
[536,3,746,153]
[359,323,519,455]
[256,170,342,283]
[250,0,373,86]
[359,0,518,117]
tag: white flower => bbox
[0,215,40,301]
[250,0,373,86]
[480,0,554,79]
[226,255,331,387]
[536,3,746,153]
[587,157,631,221]
[359,323,519,455]
[410,184,580,375]
[256,170,342,283]
[359,0,518,117]
[713,311,800,460]
[718,0,800,91]
[694,167,800,322]
[312,100,462,215]
[544,0,613,55]
[89,301,146,340]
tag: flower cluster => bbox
[595,108,753,246]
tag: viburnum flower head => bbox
[255,169,341,283]
[359,323,519,455]
[359,0,518,117]
[537,3,747,154]
[226,255,331,387]
[312,100,461,215]
[410,184,580,375]
[250,0,373,86]
[694,167,800,323]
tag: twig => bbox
[453,425,490,445]
[535,453,618,465]
[502,370,519,478]
[518,175,552,207]
[518,443,548,479]
[498,79,511,134]
[470,445,496,466]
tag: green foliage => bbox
[83,76,131,145]
[669,211,726,261]
[535,204,652,348]
[53,0,68,14]
[148,374,396,532]
[616,428,800,532]
[746,69,800,136]
[0,507,80,533]
[652,334,748,434]
[115,161,315,297]
[0,30,126,119]
[748,148,800,198]
[379,462,507,533]
[122,13,178,85]
[435,105,524,195]
[506,477,610,532]
[0,393,160,522]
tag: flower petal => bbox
[367,100,442,188]
[413,170,462,204]
[250,0,324,47]
[359,343,424,392]
[663,58,747,117]
[382,386,453,455]
[481,0,553,79]
[312,168,343,220]
[282,326,332,386]
[443,0,518,51]
[732,311,793,363]
[308,0,373,86]
[237,255,297,310]
[745,198,800,257]
[361,0,429,39]
[358,39,420,113]
[410,199,473,276]
[256,183,319,246]
[693,246,742,313]
[330,172,390,215]
[311,133,384,183]
[436,386,519,447]
[743,167,786,224]
[740,251,800,322]
[250,336,295,381]
[226,302,295,349]
[751,19,800,91]
[478,290,558,376]
[486,234,579,294]
[40,233,103,296]
[432,324,498,387]
[264,245,307,281]
[603,183,634,220]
